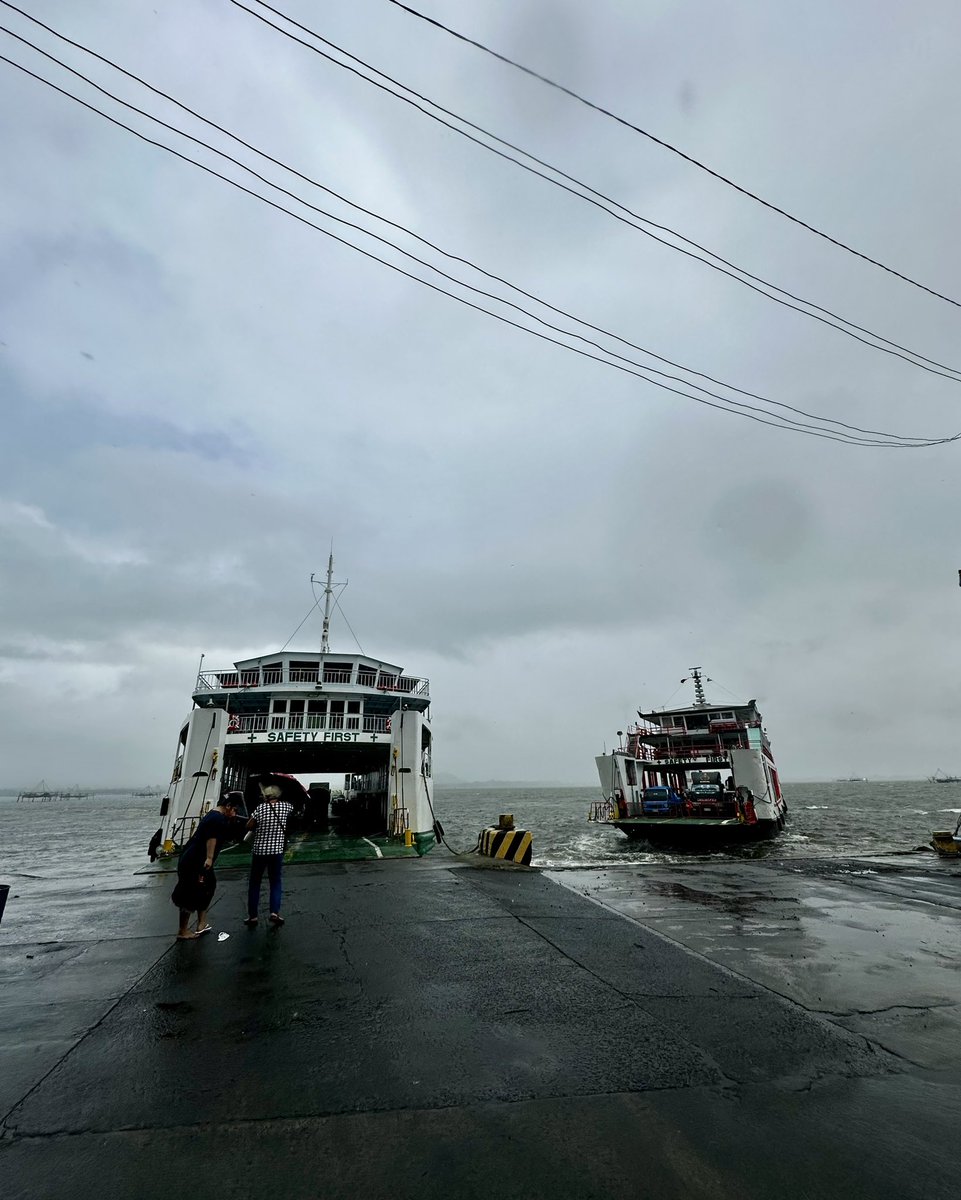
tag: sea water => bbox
[0,780,954,886]
[434,780,957,867]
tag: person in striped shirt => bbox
[244,782,294,927]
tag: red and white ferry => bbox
[593,669,786,843]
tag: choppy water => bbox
[433,780,958,868]
[1,780,954,884]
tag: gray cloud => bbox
[2,0,961,786]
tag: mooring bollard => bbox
[476,817,533,865]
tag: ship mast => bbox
[320,551,334,654]
[688,666,707,706]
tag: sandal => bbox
[269,913,285,926]
[196,925,212,936]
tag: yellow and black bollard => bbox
[476,813,533,865]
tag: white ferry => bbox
[149,558,436,863]
[592,669,786,843]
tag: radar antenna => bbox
[682,667,707,706]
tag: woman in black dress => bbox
[171,793,242,939]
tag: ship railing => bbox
[228,713,391,735]
[197,668,429,695]
[628,732,747,760]
[587,797,617,822]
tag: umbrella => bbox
[254,772,312,808]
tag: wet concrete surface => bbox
[554,853,961,1072]
[1,854,959,1198]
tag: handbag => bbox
[268,801,290,850]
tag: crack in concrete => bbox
[816,1001,959,1018]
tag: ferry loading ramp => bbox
[1,854,959,1199]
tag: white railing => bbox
[227,713,390,734]
[198,668,429,695]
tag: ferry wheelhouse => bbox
[593,669,786,842]
[151,561,436,862]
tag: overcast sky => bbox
[2,0,961,788]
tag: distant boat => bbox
[928,770,961,784]
[836,776,867,782]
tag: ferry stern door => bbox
[158,708,229,853]
[390,708,434,851]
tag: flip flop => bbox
[268,913,285,926]
[196,926,213,936]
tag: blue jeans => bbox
[247,854,283,918]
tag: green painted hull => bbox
[143,829,435,872]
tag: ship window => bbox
[289,700,305,713]
[686,713,708,729]
[290,660,319,683]
[271,700,287,713]
[307,700,326,714]
[329,700,345,714]
[672,717,686,730]
[262,662,283,684]
[347,701,360,714]
[323,662,353,683]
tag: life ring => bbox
[227,715,241,733]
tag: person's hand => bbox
[204,859,213,869]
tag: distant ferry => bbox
[837,777,868,783]
[592,669,786,843]
[148,556,437,862]
[928,771,961,784]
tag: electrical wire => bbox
[1,18,950,448]
[3,19,954,445]
[229,0,961,382]
[386,0,961,310]
[0,46,954,446]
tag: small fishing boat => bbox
[927,770,961,784]
[591,669,786,843]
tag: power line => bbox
[0,13,940,444]
[386,0,961,310]
[227,0,961,385]
[0,50,953,446]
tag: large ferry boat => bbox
[592,669,786,843]
[149,557,436,863]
